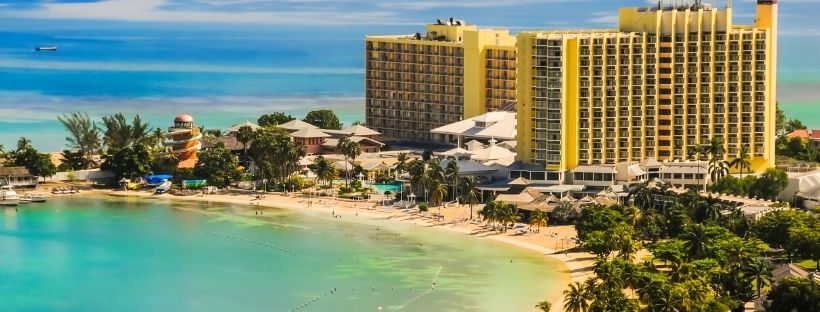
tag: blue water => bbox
[371,183,404,194]
[0,197,568,311]
[0,1,818,151]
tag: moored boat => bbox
[1,185,20,206]
[155,181,172,194]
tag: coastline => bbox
[98,189,596,311]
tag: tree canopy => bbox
[58,112,102,159]
[194,143,239,188]
[258,112,295,127]
[100,143,152,179]
[303,109,342,130]
[4,137,57,178]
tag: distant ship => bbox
[35,46,58,52]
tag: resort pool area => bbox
[0,197,569,312]
[370,182,404,194]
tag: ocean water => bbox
[0,197,568,312]
[0,1,818,151]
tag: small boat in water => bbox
[22,194,47,203]
[35,46,58,52]
[1,185,20,206]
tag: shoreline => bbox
[99,189,596,311]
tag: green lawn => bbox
[796,259,818,271]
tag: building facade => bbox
[516,0,778,178]
[365,19,516,142]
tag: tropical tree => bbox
[534,300,552,312]
[100,113,150,150]
[730,146,752,178]
[235,125,255,156]
[551,200,578,225]
[309,155,337,187]
[394,152,409,178]
[744,258,772,300]
[58,112,102,161]
[479,201,499,229]
[193,143,239,188]
[628,181,655,212]
[257,112,295,127]
[563,281,591,312]
[708,159,730,182]
[100,143,152,179]
[4,138,58,179]
[303,109,341,129]
[529,208,548,233]
[748,168,789,200]
[248,127,295,188]
[336,137,361,187]
[58,149,91,171]
[681,224,710,260]
[445,161,459,201]
[765,277,820,312]
[428,179,448,207]
[458,176,481,219]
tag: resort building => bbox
[164,114,202,169]
[516,0,779,179]
[0,167,38,188]
[365,18,516,142]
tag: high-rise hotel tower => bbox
[517,0,778,176]
[364,0,777,176]
[365,19,516,142]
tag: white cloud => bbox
[3,0,410,25]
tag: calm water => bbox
[0,197,567,312]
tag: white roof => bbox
[572,165,617,174]
[361,161,389,171]
[333,160,353,171]
[437,147,475,157]
[640,157,663,167]
[341,124,380,136]
[279,119,318,131]
[627,164,647,177]
[660,162,708,174]
[465,140,484,151]
[291,128,330,138]
[227,121,261,133]
[430,111,516,140]
[533,185,587,193]
[322,136,384,147]
[471,144,516,161]
[439,159,497,174]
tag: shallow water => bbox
[0,197,567,312]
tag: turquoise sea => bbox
[0,0,818,150]
[0,197,567,311]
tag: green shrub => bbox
[418,202,429,212]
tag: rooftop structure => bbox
[431,111,516,145]
[165,114,202,169]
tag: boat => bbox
[35,46,57,52]
[1,186,20,206]
[23,194,47,203]
[155,181,172,194]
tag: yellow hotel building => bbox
[365,18,516,142]
[517,0,778,175]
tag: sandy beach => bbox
[90,189,597,311]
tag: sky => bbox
[0,0,818,151]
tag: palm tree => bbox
[534,300,552,312]
[310,156,337,187]
[563,281,591,312]
[730,146,752,178]
[235,125,255,156]
[428,179,448,207]
[744,258,772,300]
[708,159,730,182]
[529,208,548,233]
[336,137,362,187]
[458,177,481,219]
[681,224,710,260]
[394,152,409,179]
[628,181,655,211]
[16,137,32,151]
[651,286,685,312]
[687,143,708,190]
[445,161,459,202]
[498,203,521,232]
[479,201,499,229]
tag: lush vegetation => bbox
[3,137,57,178]
[248,127,305,190]
[193,143,239,188]
[547,181,820,312]
[303,109,342,130]
[708,167,789,200]
[764,276,820,312]
[257,112,295,127]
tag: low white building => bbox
[0,167,38,188]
